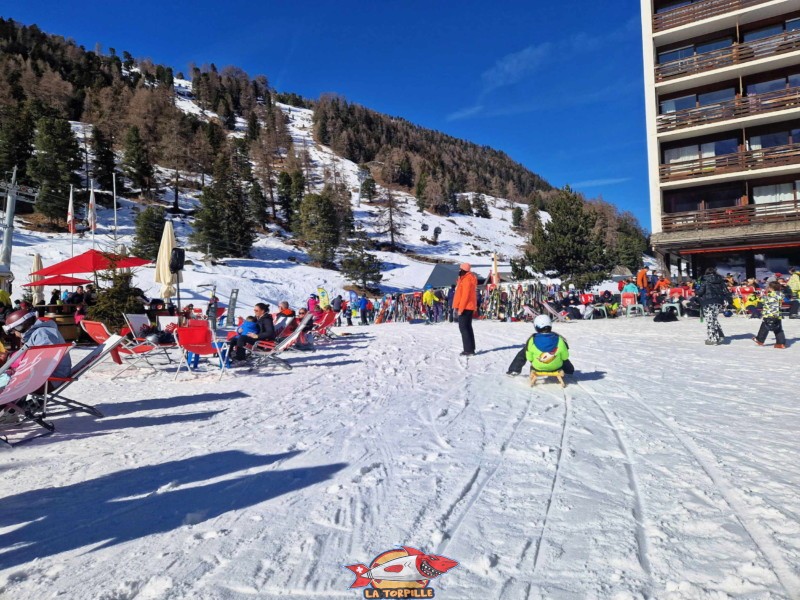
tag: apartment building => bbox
[641,0,800,278]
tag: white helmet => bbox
[534,315,552,331]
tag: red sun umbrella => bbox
[30,249,151,277]
[22,275,93,287]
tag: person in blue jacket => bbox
[359,294,369,325]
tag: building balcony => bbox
[661,198,800,232]
[653,0,781,34]
[656,86,800,134]
[655,29,800,83]
[660,142,800,183]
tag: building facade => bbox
[641,0,800,278]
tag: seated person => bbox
[237,316,259,337]
[273,301,296,336]
[2,309,72,380]
[654,275,671,293]
[621,279,639,295]
[505,315,574,377]
[744,292,762,318]
[228,303,275,362]
[295,308,316,350]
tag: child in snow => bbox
[236,315,259,337]
[752,282,786,349]
[506,315,575,376]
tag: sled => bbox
[530,369,565,388]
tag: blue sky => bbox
[8,1,650,229]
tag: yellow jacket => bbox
[422,290,439,307]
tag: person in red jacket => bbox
[453,262,478,356]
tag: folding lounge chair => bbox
[81,320,165,379]
[174,322,228,381]
[541,300,568,323]
[250,312,314,370]
[157,315,180,331]
[312,310,338,342]
[124,313,174,362]
[44,335,127,418]
[0,344,73,447]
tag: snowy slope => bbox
[2,317,800,599]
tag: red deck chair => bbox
[45,334,127,418]
[312,310,338,341]
[81,320,165,379]
[174,322,227,381]
[251,312,314,370]
[0,344,73,446]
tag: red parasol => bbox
[22,275,93,287]
[30,249,150,277]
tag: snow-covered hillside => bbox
[9,83,535,311]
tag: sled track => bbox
[531,389,571,575]
[620,386,800,599]
[577,384,654,595]
[435,386,536,556]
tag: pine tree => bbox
[0,104,35,181]
[87,272,147,332]
[415,173,427,212]
[122,125,154,198]
[457,194,473,215]
[340,230,383,292]
[377,190,406,250]
[246,111,260,141]
[360,176,377,202]
[472,193,491,218]
[512,206,523,227]
[524,186,608,287]
[277,171,295,229]
[91,127,117,191]
[297,191,340,267]
[131,205,166,260]
[191,150,257,258]
[27,116,81,223]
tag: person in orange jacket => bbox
[636,266,651,310]
[453,262,478,356]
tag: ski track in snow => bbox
[3,318,800,599]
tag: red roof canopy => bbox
[30,249,150,277]
[22,275,93,287]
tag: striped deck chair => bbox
[250,312,314,370]
[0,344,73,446]
[81,320,164,379]
[44,335,127,418]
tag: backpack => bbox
[653,307,678,322]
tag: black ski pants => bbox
[755,317,786,345]
[458,310,476,354]
[507,347,574,375]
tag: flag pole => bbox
[68,184,74,258]
[90,180,96,250]
[113,173,118,242]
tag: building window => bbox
[752,183,794,204]
[660,94,695,114]
[744,24,784,42]
[655,0,692,14]
[664,138,738,163]
[698,88,735,106]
